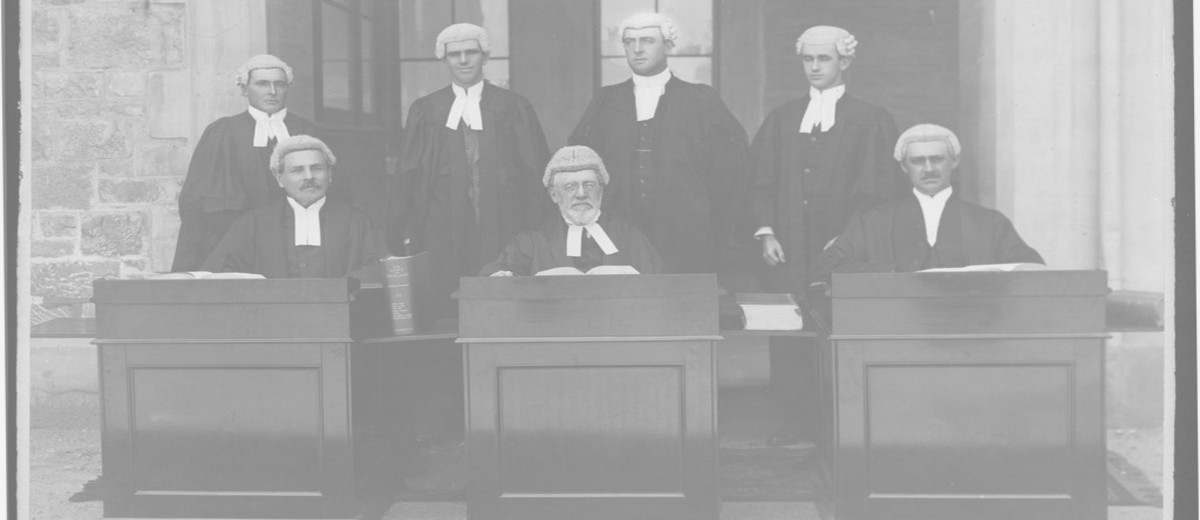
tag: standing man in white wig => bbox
[749,26,899,446]
[174,54,320,271]
[570,12,748,274]
[391,22,550,318]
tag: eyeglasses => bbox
[552,181,600,194]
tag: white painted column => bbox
[1113,0,1173,293]
[187,0,269,143]
[963,0,1172,283]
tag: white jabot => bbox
[287,195,326,246]
[914,186,953,246]
[445,81,484,130]
[632,68,671,122]
[563,213,619,257]
[799,84,844,134]
[248,106,291,148]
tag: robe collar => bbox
[248,106,291,147]
[286,195,326,246]
[892,192,965,271]
[561,211,618,257]
[631,68,672,121]
[913,186,953,246]
[446,80,484,130]
[799,84,844,133]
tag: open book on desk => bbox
[144,271,266,280]
[535,265,640,276]
[919,263,1047,273]
[736,293,804,331]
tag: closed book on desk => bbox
[382,253,431,335]
[736,292,804,331]
[1106,289,1163,330]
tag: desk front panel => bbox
[830,337,1105,520]
[464,340,718,520]
[99,342,355,518]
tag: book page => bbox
[585,265,640,275]
[535,266,586,276]
[143,271,266,280]
[919,263,1047,273]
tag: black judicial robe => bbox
[173,111,319,271]
[478,213,664,276]
[749,93,899,290]
[391,82,549,315]
[810,192,1044,281]
[200,197,388,282]
[569,76,749,273]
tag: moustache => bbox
[300,182,322,190]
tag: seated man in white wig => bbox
[202,135,387,281]
[480,146,663,276]
[810,124,1043,280]
[174,54,320,271]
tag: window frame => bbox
[395,0,512,123]
[593,0,720,90]
[313,0,390,128]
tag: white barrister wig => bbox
[236,54,295,86]
[618,12,679,43]
[434,23,492,59]
[543,146,610,187]
[893,124,962,162]
[795,25,857,58]
[270,135,337,176]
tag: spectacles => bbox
[552,181,600,194]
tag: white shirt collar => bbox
[286,195,326,246]
[913,186,953,246]
[561,212,619,257]
[446,81,484,130]
[799,84,845,134]
[248,106,290,147]
[631,68,671,122]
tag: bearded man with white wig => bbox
[750,26,900,446]
[392,22,550,316]
[201,135,387,281]
[569,12,748,275]
[810,124,1043,280]
[174,54,320,272]
[480,146,663,276]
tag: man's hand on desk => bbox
[490,271,514,277]
[760,235,786,266]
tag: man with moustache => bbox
[749,26,899,446]
[391,23,550,316]
[174,54,320,271]
[809,124,1043,279]
[569,12,747,274]
[201,135,387,281]
[481,146,663,276]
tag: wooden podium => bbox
[457,274,721,520]
[93,279,371,519]
[824,271,1108,520]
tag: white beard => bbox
[563,205,600,226]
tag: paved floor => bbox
[382,502,1166,520]
[27,388,1166,520]
[383,501,824,520]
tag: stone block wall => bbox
[30,0,190,318]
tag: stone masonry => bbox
[30,0,189,318]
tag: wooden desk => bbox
[458,275,721,520]
[93,279,365,519]
[824,271,1108,520]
